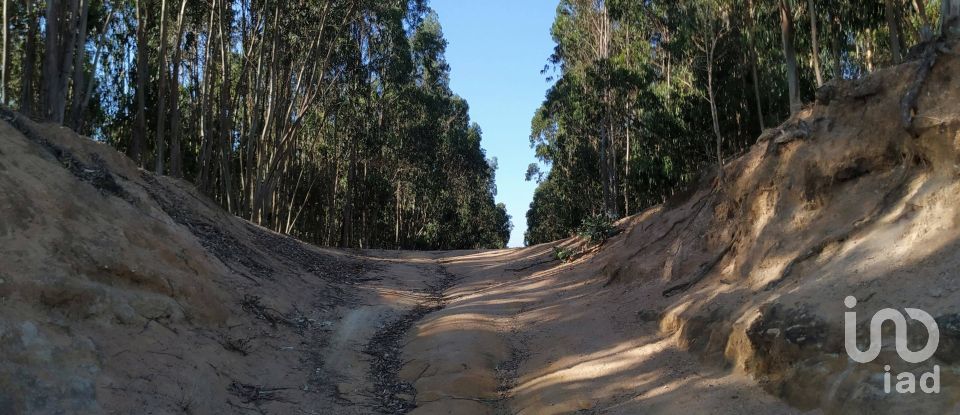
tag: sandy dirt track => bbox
[326,247,804,414]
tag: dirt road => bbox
[324,247,803,415]
[0,112,803,414]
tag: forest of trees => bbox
[524,0,958,245]
[3,0,511,250]
[4,0,958,249]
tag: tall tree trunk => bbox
[807,0,823,86]
[885,0,903,63]
[68,0,89,129]
[55,0,82,122]
[41,0,62,121]
[395,178,401,248]
[20,0,36,116]
[912,0,933,40]
[132,0,147,165]
[42,0,82,123]
[707,37,724,183]
[169,0,188,178]
[779,0,802,115]
[665,49,672,104]
[608,96,619,217]
[155,0,168,174]
[944,0,960,38]
[599,107,613,217]
[593,2,616,218]
[341,139,356,247]
[624,103,630,215]
[746,0,765,130]
[2,0,8,106]
[198,8,216,193]
[217,0,233,211]
[73,3,116,132]
[830,12,843,79]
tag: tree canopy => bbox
[525,0,947,245]
[6,0,511,250]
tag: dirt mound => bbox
[483,42,960,413]
[643,42,960,414]
[0,110,375,413]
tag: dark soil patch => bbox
[0,109,130,201]
[141,174,274,283]
[246,224,363,283]
[363,263,459,414]
[494,329,530,415]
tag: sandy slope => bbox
[0,111,445,414]
[3,43,960,415]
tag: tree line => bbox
[525,0,959,245]
[3,0,511,250]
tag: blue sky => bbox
[431,0,558,248]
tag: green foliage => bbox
[7,0,939,251]
[525,0,937,245]
[553,246,575,262]
[7,0,511,251]
[577,214,616,245]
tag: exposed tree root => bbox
[763,165,913,291]
[901,39,946,135]
[629,190,715,260]
[663,241,734,297]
